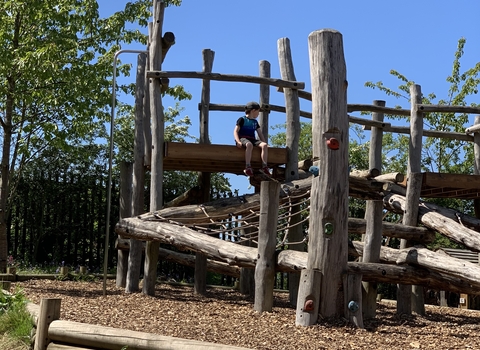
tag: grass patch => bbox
[0,288,34,349]
[0,333,29,350]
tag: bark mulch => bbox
[15,279,480,350]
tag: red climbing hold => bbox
[326,138,339,150]
[304,299,314,311]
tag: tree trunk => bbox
[0,76,15,273]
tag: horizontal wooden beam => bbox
[146,71,305,90]
[204,103,313,119]
[362,124,473,142]
[417,104,480,114]
[48,320,250,350]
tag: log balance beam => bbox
[163,141,287,175]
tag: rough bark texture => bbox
[362,100,385,319]
[195,48,215,296]
[384,193,480,251]
[254,181,280,312]
[297,29,348,324]
[143,0,165,296]
[115,216,480,295]
[277,37,303,307]
[117,162,133,288]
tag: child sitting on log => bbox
[233,101,270,177]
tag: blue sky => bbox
[98,0,480,195]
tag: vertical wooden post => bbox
[238,60,269,295]
[296,29,348,326]
[259,60,270,140]
[143,0,165,296]
[459,293,470,309]
[277,38,303,306]
[34,298,61,350]
[125,54,148,293]
[239,223,256,296]
[254,181,280,312]
[143,23,153,167]
[0,281,11,291]
[362,100,385,319]
[473,116,480,218]
[472,115,480,311]
[439,290,448,306]
[195,48,215,295]
[278,38,300,180]
[344,273,364,328]
[397,84,424,315]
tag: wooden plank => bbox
[423,172,480,190]
[397,172,480,199]
[421,187,480,199]
[164,142,287,166]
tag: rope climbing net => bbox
[151,190,311,249]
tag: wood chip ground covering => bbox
[14,279,480,349]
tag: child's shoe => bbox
[244,166,254,177]
[259,166,271,177]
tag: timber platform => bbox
[406,172,480,199]
[162,142,287,175]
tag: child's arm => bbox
[256,127,267,143]
[234,125,242,148]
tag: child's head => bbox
[245,101,261,115]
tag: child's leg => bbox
[241,138,254,166]
[258,141,268,166]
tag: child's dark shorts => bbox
[239,138,262,147]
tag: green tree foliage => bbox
[365,38,480,176]
[365,37,480,249]
[0,0,178,271]
[1,0,232,271]
[270,121,313,161]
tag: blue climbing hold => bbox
[308,165,319,177]
[348,300,359,312]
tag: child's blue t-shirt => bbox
[236,116,259,141]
